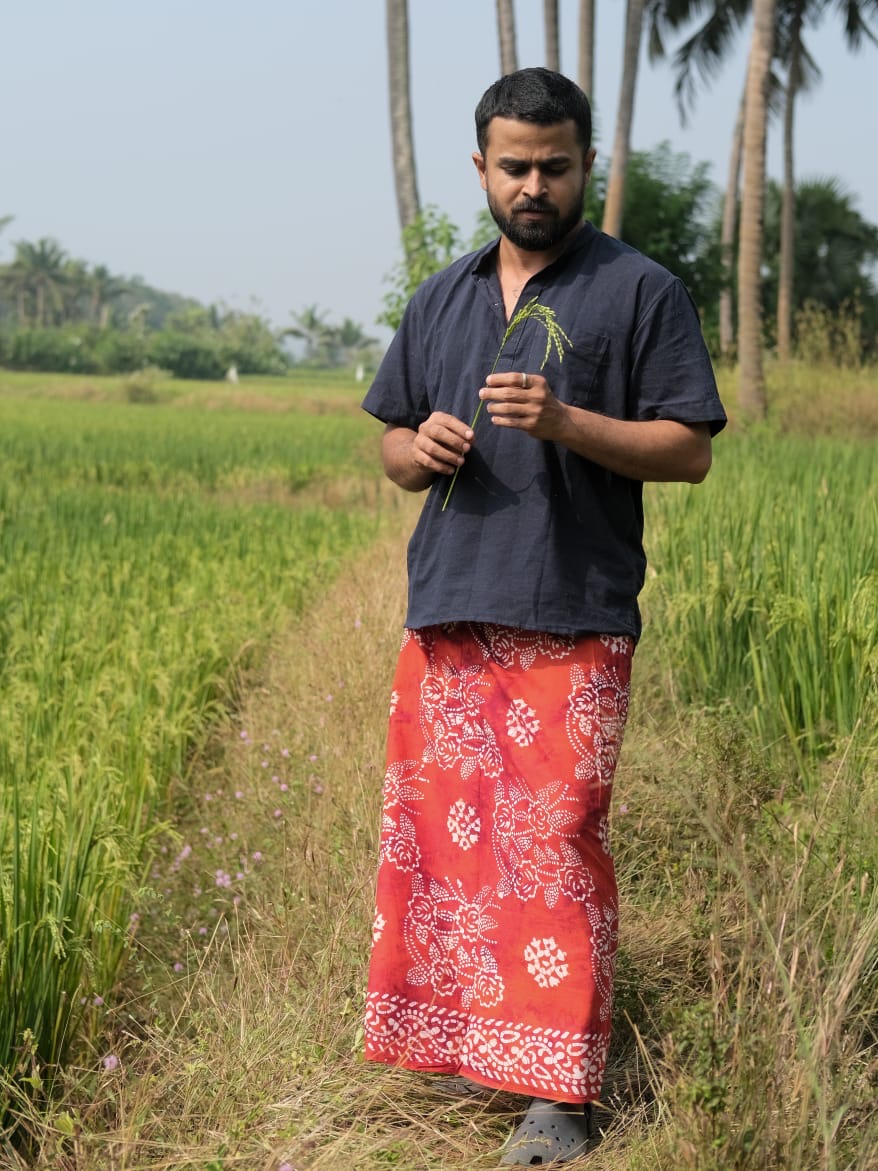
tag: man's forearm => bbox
[381,425,439,492]
[555,408,712,483]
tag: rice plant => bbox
[643,433,877,778]
[0,379,383,1123]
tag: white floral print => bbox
[524,937,570,988]
[447,799,480,850]
[506,698,541,746]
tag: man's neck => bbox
[496,221,583,288]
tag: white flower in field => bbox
[447,799,480,850]
[524,937,569,988]
[102,1054,119,1071]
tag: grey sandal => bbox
[500,1099,595,1165]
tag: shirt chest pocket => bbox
[555,330,611,406]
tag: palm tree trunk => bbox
[719,84,745,361]
[737,0,776,419]
[544,0,560,72]
[386,0,421,238]
[602,0,645,240]
[578,0,595,101]
[777,1,804,362]
[496,0,518,75]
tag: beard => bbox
[486,185,585,251]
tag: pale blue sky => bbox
[2,1,875,338]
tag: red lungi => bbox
[364,623,633,1103]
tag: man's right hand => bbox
[381,415,474,491]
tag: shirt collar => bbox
[470,220,597,279]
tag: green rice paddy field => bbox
[0,365,875,1168]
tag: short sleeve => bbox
[629,278,726,436]
[361,298,431,430]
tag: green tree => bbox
[378,206,462,331]
[87,264,125,327]
[763,176,878,350]
[6,238,69,326]
[286,304,336,364]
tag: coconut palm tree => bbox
[285,304,335,364]
[10,238,68,327]
[386,0,420,241]
[496,0,518,74]
[544,0,561,70]
[88,264,125,328]
[579,0,596,100]
[653,0,877,361]
[738,0,776,416]
[602,0,646,238]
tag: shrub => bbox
[147,331,227,380]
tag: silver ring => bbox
[521,372,529,390]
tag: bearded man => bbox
[361,67,726,1165]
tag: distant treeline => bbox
[0,232,380,379]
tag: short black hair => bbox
[475,67,592,156]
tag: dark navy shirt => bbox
[362,222,726,640]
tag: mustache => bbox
[512,197,556,214]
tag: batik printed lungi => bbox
[364,623,633,1103]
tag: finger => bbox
[425,428,473,456]
[484,373,538,389]
[479,386,527,404]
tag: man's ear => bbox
[584,147,597,184]
[472,152,488,191]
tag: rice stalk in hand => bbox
[441,297,572,511]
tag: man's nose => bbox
[521,166,547,198]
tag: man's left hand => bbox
[479,372,570,443]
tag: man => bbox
[362,68,726,1165]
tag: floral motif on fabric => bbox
[599,634,633,656]
[587,900,618,1022]
[419,659,502,779]
[364,994,609,1100]
[379,759,430,874]
[447,798,480,850]
[368,625,634,1102]
[492,776,595,908]
[524,936,570,988]
[566,662,631,785]
[505,698,541,746]
[472,624,576,671]
[402,874,505,1009]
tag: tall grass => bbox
[0,376,384,1123]
[643,433,877,777]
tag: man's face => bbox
[473,117,595,252]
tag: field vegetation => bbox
[0,363,875,1169]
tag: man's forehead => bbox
[482,116,581,155]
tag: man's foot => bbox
[500,1098,595,1165]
